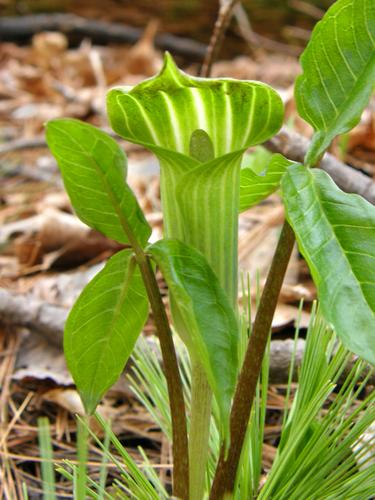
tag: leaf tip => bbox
[81,392,100,416]
[162,51,177,71]
[45,118,64,149]
[45,117,60,132]
[158,51,184,85]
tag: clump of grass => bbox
[37,417,56,500]
[33,303,374,499]
[128,303,375,498]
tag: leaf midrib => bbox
[56,127,129,235]
[72,131,141,247]
[57,127,145,406]
[86,256,136,405]
[319,53,375,135]
[309,171,375,317]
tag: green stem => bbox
[160,157,241,498]
[189,360,213,500]
[209,221,296,499]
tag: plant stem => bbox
[138,255,189,500]
[160,153,241,498]
[209,221,295,499]
[189,359,213,500]
[116,211,189,499]
[200,0,240,77]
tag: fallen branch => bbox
[0,287,299,381]
[0,137,47,155]
[265,127,375,205]
[1,287,373,384]
[0,14,207,60]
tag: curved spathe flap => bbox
[107,53,284,158]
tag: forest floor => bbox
[0,2,374,498]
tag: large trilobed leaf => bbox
[282,164,375,365]
[106,52,284,158]
[46,119,151,247]
[295,0,375,167]
[65,249,149,413]
[148,239,239,438]
[239,153,294,212]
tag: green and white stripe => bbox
[107,53,284,301]
[177,151,243,306]
[107,53,284,158]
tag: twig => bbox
[200,0,241,77]
[289,0,324,19]
[234,3,302,56]
[1,30,373,212]
[265,127,375,206]
[1,287,373,384]
[210,221,296,498]
[0,14,207,61]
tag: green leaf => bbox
[46,119,151,247]
[148,238,239,435]
[282,164,375,365]
[107,52,284,158]
[295,0,375,166]
[239,153,294,212]
[64,249,149,413]
[241,146,273,174]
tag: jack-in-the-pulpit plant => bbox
[106,54,290,497]
[46,0,375,498]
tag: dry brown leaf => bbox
[43,388,84,414]
[31,32,68,71]
[1,208,122,271]
[125,20,162,76]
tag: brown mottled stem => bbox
[117,212,189,500]
[138,256,189,500]
[209,221,295,499]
